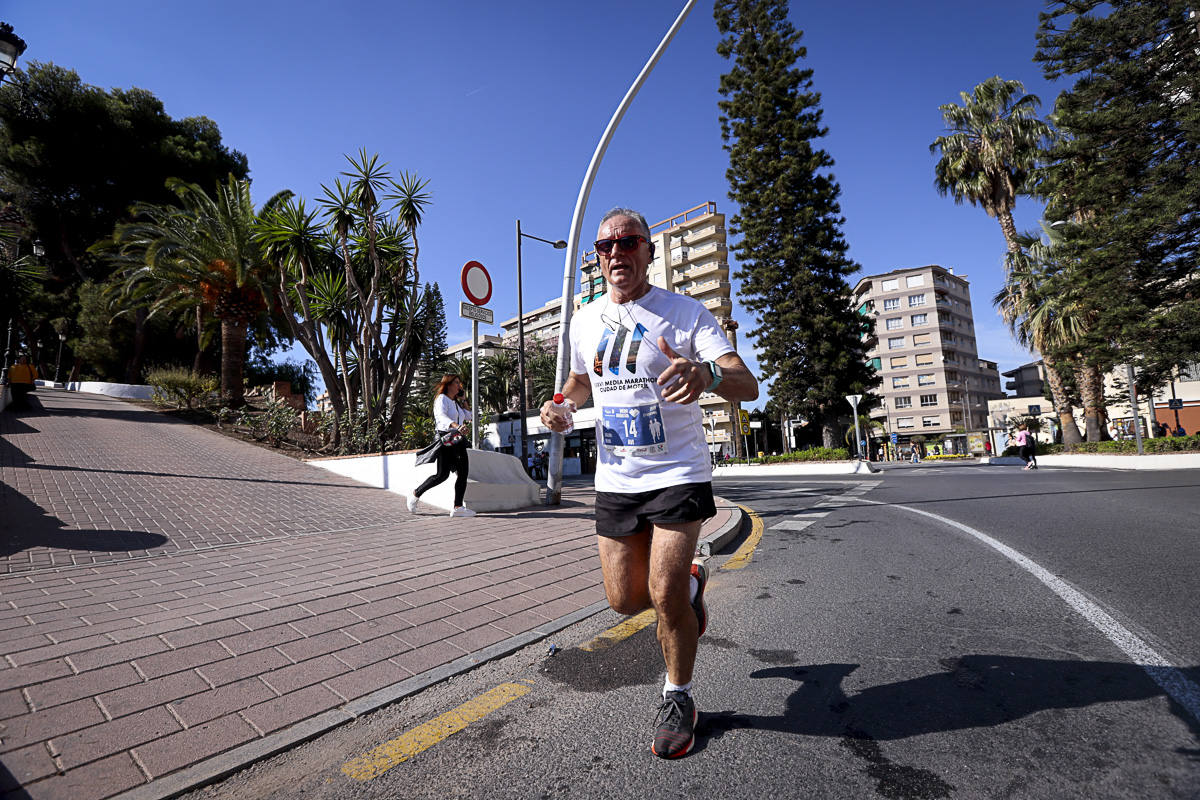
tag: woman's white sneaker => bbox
[407,494,420,513]
[449,506,476,518]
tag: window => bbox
[911,313,928,326]
[867,357,881,372]
[912,333,931,346]
[888,336,905,350]
[885,317,903,330]
[915,353,934,367]
[908,293,926,307]
[890,356,907,369]
[883,297,900,311]
[920,394,938,407]
[917,374,936,386]
[922,415,940,428]
[892,376,910,389]
[897,416,915,429]
[906,275,925,288]
[881,278,899,291]
[945,370,960,382]
[894,396,912,409]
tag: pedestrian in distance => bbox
[5,354,38,412]
[409,374,476,517]
[526,452,536,478]
[1175,424,1187,437]
[540,208,759,759]
[1013,423,1037,470]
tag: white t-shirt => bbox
[433,393,470,431]
[569,286,735,493]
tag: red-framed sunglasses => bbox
[593,235,649,255]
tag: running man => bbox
[541,208,758,758]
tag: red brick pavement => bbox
[0,390,739,800]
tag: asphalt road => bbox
[180,463,1200,800]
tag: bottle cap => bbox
[553,393,565,404]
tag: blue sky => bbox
[9,1,1064,408]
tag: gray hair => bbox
[598,207,651,239]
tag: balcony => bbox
[683,223,725,244]
[686,279,731,298]
[703,296,733,314]
[688,241,727,260]
[705,410,732,423]
[682,261,729,281]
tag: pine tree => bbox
[716,0,876,446]
[411,282,447,402]
[1036,1,1200,386]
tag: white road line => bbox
[853,496,1200,726]
[774,520,816,531]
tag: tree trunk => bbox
[192,307,205,375]
[1078,360,1106,442]
[1043,357,1083,445]
[125,308,148,384]
[821,422,836,449]
[998,210,1021,256]
[220,317,248,407]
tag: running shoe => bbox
[690,562,708,637]
[407,494,419,513]
[652,690,697,759]
[449,506,476,518]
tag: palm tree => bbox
[106,176,290,406]
[931,77,1053,255]
[480,350,518,415]
[995,234,1085,445]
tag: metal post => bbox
[516,220,527,463]
[1126,363,1144,455]
[846,394,863,460]
[54,333,65,384]
[471,320,479,449]
[546,0,698,505]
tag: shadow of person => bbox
[699,655,1200,745]
[1,476,169,560]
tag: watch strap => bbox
[703,360,723,392]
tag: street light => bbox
[0,23,27,84]
[516,220,566,464]
[53,332,66,384]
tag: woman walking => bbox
[409,374,476,517]
[1013,423,1037,470]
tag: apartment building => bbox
[577,201,744,457]
[852,265,1003,452]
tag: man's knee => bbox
[606,584,650,616]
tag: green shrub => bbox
[146,367,218,409]
[756,447,849,464]
[237,400,300,447]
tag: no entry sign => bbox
[461,261,492,306]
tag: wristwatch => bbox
[703,359,723,392]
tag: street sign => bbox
[890,433,898,444]
[1028,404,1042,414]
[739,409,751,435]
[461,261,493,306]
[749,421,762,429]
[459,301,493,324]
[1168,398,1184,410]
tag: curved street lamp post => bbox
[516,221,566,463]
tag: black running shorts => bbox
[594,481,717,538]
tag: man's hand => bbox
[656,336,710,404]
[539,398,575,432]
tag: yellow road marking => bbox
[578,608,657,652]
[721,504,762,571]
[341,682,532,781]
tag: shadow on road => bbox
[1,483,169,559]
[700,654,1200,744]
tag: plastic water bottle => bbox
[551,393,576,434]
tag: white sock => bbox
[664,680,693,697]
[689,575,699,603]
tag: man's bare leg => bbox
[596,528,652,616]
[649,521,702,685]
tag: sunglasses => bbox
[593,235,649,255]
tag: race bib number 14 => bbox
[601,403,667,457]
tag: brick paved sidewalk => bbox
[0,390,740,800]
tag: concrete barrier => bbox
[66,381,156,400]
[306,448,541,512]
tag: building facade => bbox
[852,264,1004,454]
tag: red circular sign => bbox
[461,261,492,306]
